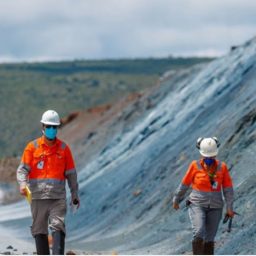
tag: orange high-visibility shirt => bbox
[21,136,75,181]
[181,159,233,192]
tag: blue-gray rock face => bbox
[65,37,256,254]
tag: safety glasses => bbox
[45,125,58,129]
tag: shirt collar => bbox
[40,135,59,147]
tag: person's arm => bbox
[64,145,80,207]
[222,162,234,217]
[17,142,33,195]
[172,161,195,209]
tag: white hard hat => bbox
[197,137,219,157]
[40,110,61,125]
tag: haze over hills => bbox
[0,36,256,254]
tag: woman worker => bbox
[173,137,234,255]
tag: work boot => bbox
[52,230,65,255]
[204,241,214,255]
[192,237,204,255]
[35,234,50,255]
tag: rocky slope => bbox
[0,37,255,254]
[60,37,256,254]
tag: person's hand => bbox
[19,185,27,196]
[71,198,80,209]
[173,202,180,210]
[226,209,235,218]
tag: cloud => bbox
[0,0,255,61]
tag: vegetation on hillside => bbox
[0,57,212,157]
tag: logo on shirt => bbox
[212,181,218,189]
[37,160,44,169]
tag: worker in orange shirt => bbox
[173,137,234,255]
[17,110,80,255]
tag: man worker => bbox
[17,110,80,255]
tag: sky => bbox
[0,0,255,62]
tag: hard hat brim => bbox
[199,149,218,157]
[40,120,61,126]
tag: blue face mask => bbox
[44,127,57,140]
[204,158,215,166]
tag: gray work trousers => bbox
[188,204,222,242]
[31,199,67,236]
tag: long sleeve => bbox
[173,161,195,204]
[64,145,79,200]
[222,163,234,211]
[17,142,33,186]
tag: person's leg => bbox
[52,231,65,255]
[204,241,215,255]
[188,205,206,255]
[31,200,50,255]
[49,199,67,255]
[204,208,223,255]
[34,234,50,255]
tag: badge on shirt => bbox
[37,160,44,169]
[212,181,218,189]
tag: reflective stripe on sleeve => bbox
[65,168,76,176]
[18,163,31,172]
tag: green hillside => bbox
[0,57,212,157]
